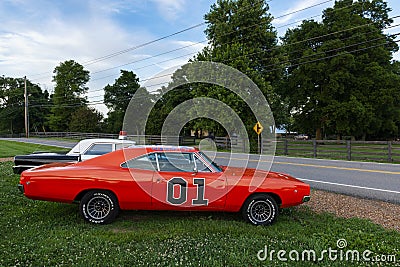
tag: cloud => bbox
[273,0,326,25]
[151,0,186,21]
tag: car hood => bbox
[221,165,306,184]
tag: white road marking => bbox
[298,178,400,194]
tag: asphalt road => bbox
[212,152,400,204]
[2,138,76,149]
[3,138,399,203]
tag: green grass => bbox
[0,140,69,158]
[1,161,399,266]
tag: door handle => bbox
[156,178,167,183]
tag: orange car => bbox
[18,146,310,225]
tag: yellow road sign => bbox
[253,121,263,135]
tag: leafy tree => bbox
[148,0,283,144]
[103,70,141,133]
[48,60,90,131]
[69,106,103,132]
[0,76,50,134]
[194,0,283,131]
[280,0,399,140]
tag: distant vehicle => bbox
[294,134,309,140]
[18,145,310,225]
[13,138,135,174]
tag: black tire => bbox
[80,190,119,224]
[242,194,278,226]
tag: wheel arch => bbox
[241,192,282,211]
[74,189,119,203]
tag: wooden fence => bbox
[274,139,400,163]
[3,132,400,163]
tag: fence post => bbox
[346,140,351,161]
[388,141,392,162]
[284,139,288,156]
[313,140,317,158]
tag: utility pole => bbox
[24,76,29,138]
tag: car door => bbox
[151,152,227,210]
[120,153,156,209]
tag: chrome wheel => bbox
[87,195,111,220]
[242,195,278,225]
[80,191,119,224]
[249,200,272,224]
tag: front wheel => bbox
[80,190,119,224]
[242,194,278,226]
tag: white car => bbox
[67,139,136,161]
[13,138,136,174]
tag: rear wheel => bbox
[80,190,119,224]
[242,194,278,225]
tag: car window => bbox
[122,153,157,171]
[84,144,113,156]
[198,152,222,172]
[194,155,211,172]
[158,152,195,172]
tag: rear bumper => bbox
[13,165,33,174]
[18,184,24,194]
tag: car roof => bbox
[68,138,136,154]
[126,145,197,153]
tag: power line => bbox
[87,18,399,87]
[29,0,335,83]
[27,34,400,109]
[88,0,373,82]
[45,19,400,104]
[20,1,400,109]
[127,38,400,93]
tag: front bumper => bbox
[18,184,24,194]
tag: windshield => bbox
[198,151,222,172]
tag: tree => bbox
[150,0,283,144]
[69,106,103,132]
[280,0,399,140]
[103,70,141,133]
[48,60,90,131]
[194,0,283,130]
[0,76,50,134]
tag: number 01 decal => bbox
[167,177,209,206]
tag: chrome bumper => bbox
[18,184,24,194]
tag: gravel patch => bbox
[303,190,400,231]
[0,157,13,162]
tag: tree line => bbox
[0,0,399,141]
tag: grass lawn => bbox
[1,160,399,266]
[0,140,69,158]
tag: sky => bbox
[0,0,399,116]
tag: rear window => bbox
[84,144,113,156]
